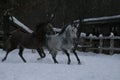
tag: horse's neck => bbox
[66,37,74,43]
[59,33,74,45]
[32,32,46,42]
[59,31,67,38]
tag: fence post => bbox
[32,49,36,53]
[109,33,114,54]
[99,34,103,53]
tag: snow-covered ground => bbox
[0,49,120,80]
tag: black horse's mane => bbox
[33,22,49,36]
[35,22,47,32]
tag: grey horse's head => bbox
[65,24,78,39]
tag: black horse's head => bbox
[46,23,55,35]
[34,22,55,38]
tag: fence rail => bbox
[78,33,120,54]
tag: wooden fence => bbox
[78,33,120,54]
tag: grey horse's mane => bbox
[59,23,72,35]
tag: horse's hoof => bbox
[54,62,59,64]
[78,59,81,64]
[2,60,4,62]
[78,62,81,65]
[78,61,81,65]
[2,59,5,62]
[67,62,71,65]
[37,57,44,60]
[42,54,46,58]
[41,53,46,58]
[37,58,41,60]
[23,60,27,63]
[67,63,70,65]
[56,62,59,64]
[41,56,45,58]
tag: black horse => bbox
[2,22,54,62]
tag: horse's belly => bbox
[47,38,62,51]
[62,44,73,50]
[20,41,41,49]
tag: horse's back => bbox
[9,30,40,49]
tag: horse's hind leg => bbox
[2,51,11,62]
[52,55,58,64]
[37,48,46,59]
[63,50,71,64]
[18,47,26,63]
[72,49,81,64]
[2,51,9,62]
[50,51,58,64]
[2,47,16,62]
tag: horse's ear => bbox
[65,25,71,31]
[48,23,53,28]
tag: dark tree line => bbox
[0,0,120,53]
[0,0,120,28]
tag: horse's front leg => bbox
[18,47,26,63]
[2,46,16,62]
[72,38,81,64]
[72,48,81,64]
[2,51,9,62]
[50,51,58,64]
[63,49,71,64]
[37,48,46,59]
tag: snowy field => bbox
[0,49,120,80]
